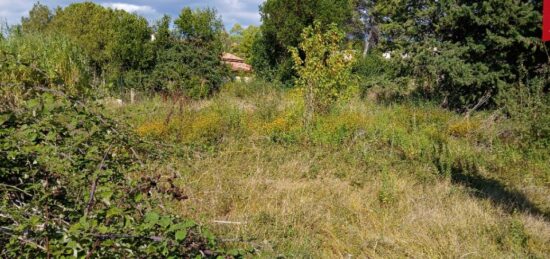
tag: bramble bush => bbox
[0,35,241,257]
[0,92,231,257]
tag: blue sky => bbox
[0,0,264,30]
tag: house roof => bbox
[222,53,245,62]
[227,62,252,72]
[222,52,252,72]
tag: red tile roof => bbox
[222,53,252,72]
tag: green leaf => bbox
[167,221,195,232]
[0,114,10,125]
[175,230,187,241]
[134,193,143,202]
[144,212,159,224]
[107,207,123,218]
[159,216,172,228]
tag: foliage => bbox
[147,40,229,98]
[227,24,260,62]
[153,15,173,51]
[0,33,91,111]
[19,3,230,98]
[500,78,550,149]
[253,0,357,82]
[147,8,229,98]
[368,0,548,110]
[249,30,280,81]
[174,7,224,44]
[290,22,356,127]
[45,2,153,84]
[21,2,52,34]
[353,50,398,96]
[0,92,235,257]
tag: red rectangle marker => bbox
[544,0,550,41]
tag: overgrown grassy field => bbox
[109,81,550,258]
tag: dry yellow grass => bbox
[112,83,550,257]
[157,142,549,258]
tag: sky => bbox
[0,0,264,30]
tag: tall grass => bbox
[109,80,550,257]
[0,33,92,112]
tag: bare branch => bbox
[85,145,112,216]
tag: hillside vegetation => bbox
[1,0,549,257]
[114,81,550,257]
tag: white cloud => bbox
[0,0,35,25]
[102,3,157,15]
[0,0,264,28]
[213,0,263,29]
[101,2,162,22]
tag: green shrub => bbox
[0,33,91,110]
[147,41,229,99]
[290,22,356,129]
[353,51,400,97]
[499,78,550,150]
[0,92,236,257]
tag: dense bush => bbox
[45,2,153,82]
[147,41,228,99]
[500,78,550,149]
[0,33,239,257]
[368,0,548,110]
[353,50,400,98]
[0,34,91,111]
[0,92,235,257]
[290,22,356,128]
[146,8,229,98]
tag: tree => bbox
[368,0,548,110]
[253,0,357,82]
[226,23,244,55]
[239,25,261,61]
[174,7,224,45]
[352,0,379,55]
[230,23,244,36]
[21,2,52,34]
[147,8,229,98]
[227,24,260,61]
[290,22,355,128]
[47,2,152,83]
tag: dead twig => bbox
[465,90,491,118]
[213,220,246,225]
[0,228,47,252]
[0,183,32,197]
[85,145,112,216]
[130,147,144,167]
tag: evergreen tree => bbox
[369,0,548,110]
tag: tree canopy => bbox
[368,0,547,109]
[252,0,358,82]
